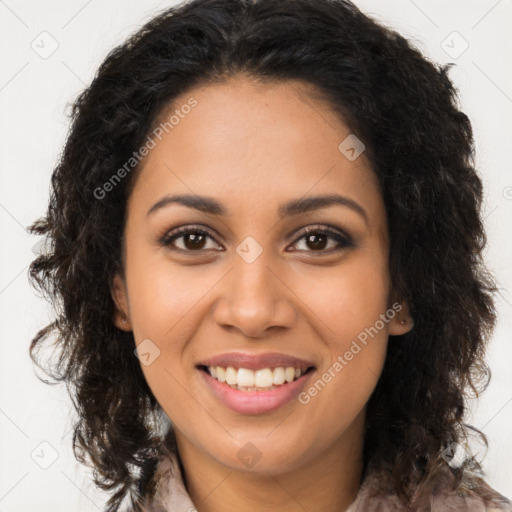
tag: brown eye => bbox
[180,232,208,250]
[304,233,329,250]
[289,225,354,254]
[160,226,222,252]
[159,224,353,255]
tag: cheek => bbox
[124,249,232,408]
[293,250,391,340]
[125,267,200,423]
[126,249,212,340]
[293,251,391,416]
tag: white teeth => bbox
[237,368,255,387]
[273,367,285,385]
[216,366,225,383]
[225,366,237,385]
[207,365,309,390]
[254,368,273,387]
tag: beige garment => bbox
[137,448,512,512]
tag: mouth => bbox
[197,364,315,392]
[197,364,316,414]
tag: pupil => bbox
[307,233,326,250]
[185,233,205,250]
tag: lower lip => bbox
[199,367,315,415]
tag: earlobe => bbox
[111,273,131,331]
[389,301,414,336]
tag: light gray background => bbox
[1,1,511,510]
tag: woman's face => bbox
[112,76,411,474]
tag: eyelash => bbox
[158,224,354,255]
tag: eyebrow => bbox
[146,193,368,225]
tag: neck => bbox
[174,413,365,512]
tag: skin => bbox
[112,75,413,512]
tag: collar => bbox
[137,445,512,512]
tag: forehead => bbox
[128,76,383,229]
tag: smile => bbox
[204,365,311,391]
[198,365,316,414]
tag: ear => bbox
[388,290,414,336]
[111,273,131,331]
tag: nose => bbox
[213,250,297,338]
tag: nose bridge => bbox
[213,239,295,336]
[231,243,276,312]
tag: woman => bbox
[28,0,512,510]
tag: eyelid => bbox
[288,224,352,244]
[158,224,222,248]
[286,224,354,253]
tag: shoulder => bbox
[347,464,512,512]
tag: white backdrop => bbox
[1,1,511,510]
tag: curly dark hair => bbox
[28,0,500,510]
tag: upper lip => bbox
[197,352,316,371]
